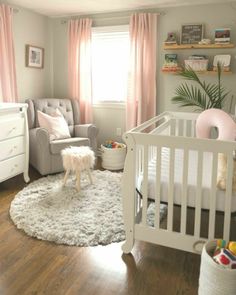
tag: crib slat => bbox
[181,148,189,234]
[183,120,187,137]
[141,145,149,226]
[170,119,175,136]
[167,148,175,232]
[175,119,180,136]
[208,152,218,239]
[191,120,195,137]
[194,151,203,237]
[223,153,233,241]
[155,146,162,229]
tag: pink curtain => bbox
[0,4,18,102]
[68,18,93,124]
[126,13,157,130]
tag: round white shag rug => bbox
[10,170,167,247]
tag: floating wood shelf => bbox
[161,70,233,75]
[163,43,235,50]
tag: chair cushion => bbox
[37,109,71,141]
[50,137,90,154]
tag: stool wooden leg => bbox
[76,170,81,191]
[87,169,93,184]
[63,169,70,186]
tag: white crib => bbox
[122,111,236,254]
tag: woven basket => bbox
[198,240,236,295]
[101,144,126,170]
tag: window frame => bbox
[91,25,129,106]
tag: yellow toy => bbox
[228,241,236,256]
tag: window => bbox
[91,25,129,104]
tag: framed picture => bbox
[181,24,204,44]
[215,28,231,44]
[26,45,44,68]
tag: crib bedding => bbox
[137,148,236,212]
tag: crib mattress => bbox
[137,148,236,212]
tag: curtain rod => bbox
[61,11,165,24]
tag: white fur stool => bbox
[61,146,95,191]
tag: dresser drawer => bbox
[0,154,25,182]
[0,136,24,161]
[0,117,24,141]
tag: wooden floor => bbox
[0,166,204,295]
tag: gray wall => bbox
[2,3,236,144]
[50,3,236,145]
[157,3,236,114]
[13,7,53,100]
[0,4,52,102]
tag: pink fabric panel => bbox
[127,13,157,130]
[0,4,18,102]
[68,18,93,124]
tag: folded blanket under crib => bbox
[137,148,236,212]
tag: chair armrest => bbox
[74,124,99,153]
[36,127,50,144]
[29,128,51,175]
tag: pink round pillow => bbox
[196,108,236,141]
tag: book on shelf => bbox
[162,54,180,72]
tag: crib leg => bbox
[121,136,136,254]
[122,236,134,254]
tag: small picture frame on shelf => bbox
[25,45,44,69]
[215,28,230,44]
[213,55,231,71]
[181,24,204,44]
[165,32,177,45]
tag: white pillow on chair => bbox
[37,109,71,141]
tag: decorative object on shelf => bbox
[163,43,235,50]
[213,55,231,72]
[198,38,211,45]
[184,55,208,72]
[164,32,177,45]
[215,28,230,44]
[162,54,180,72]
[25,44,44,69]
[181,23,204,44]
[172,63,235,112]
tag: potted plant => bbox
[172,63,234,112]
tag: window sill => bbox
[93,102,125,109]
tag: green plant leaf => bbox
[172,64,232,111]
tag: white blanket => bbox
[137,148,236,212]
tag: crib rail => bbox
[122,112,236,254]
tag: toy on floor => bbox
[213,239,236,269]
[103,140,124,149]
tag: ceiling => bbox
[6,0,236,17]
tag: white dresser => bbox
[0,103,29,183]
